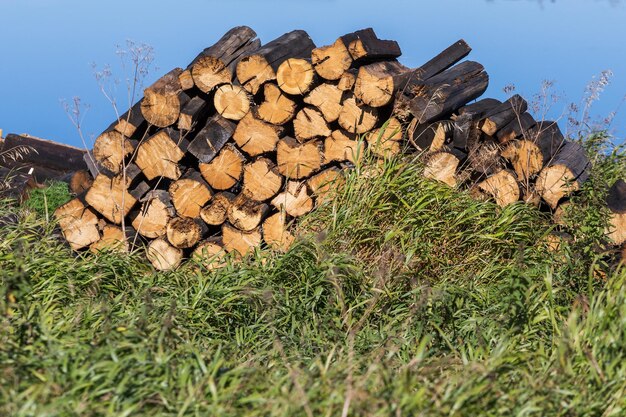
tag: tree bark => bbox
[187,115,236,163]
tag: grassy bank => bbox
[1,134,625,416]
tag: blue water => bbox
[1,0,625,147]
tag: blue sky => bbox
[1,0,625,147]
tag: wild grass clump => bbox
[0,138,625,416]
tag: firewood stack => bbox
[53,25,617,270]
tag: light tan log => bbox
[135,130,186,181]
[140,68,184,127]
[69,170,93,195]
[276,137,322,179]
[178,69,195,90]
[227,194,270,231]
[169,173,212,218]
[85,174,136,224]
[200,192,235,226]
[257,83,297,125]
[276,58,317,95]
[222,223,262,256]
[92,130,135,174]
[476,170,521,207]
[353,60,409,107]
[233,112,281,156]
[147,238,183,271]
[338,95,379,134]
[90,225,128,253]
[337,70,357,91]
[311,38,353,81]
[199,144,244,190]
[536,142,590,209]
[408,120,452,153]
[271,181,314,217]
[242,158,284,201]
[307,168,345,204]
[303,84,344,123]
[323,130,364,164]
[293,107,332,142]
[132,190,175,239]
[192,237,227,270]
[166,217,204,248]
[262,211,295,252]
[214,84,251,121]
[54,198,100,250]
[606,179,626,246]
[423,151,464,187]
[366,117,403,158]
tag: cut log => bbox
[276,137,322,179]
[337,95,379,134]
[222,223,262,256]
[178,96,210,131]
[356,39,471,108]
[409,120,453,153]
[178,69,195,90]
[113,100,147,139]
[337,69,357,91]
[423,150,466,187]
[85,173,137,224]
[169,171,213,218]
[1,133,87,174]
[140,68,185,128]
[303,83,344,123]
[311,38,353,81]
[323,130,364,164]
[346,28,401,61]
[458,98,502,118]
[553,201,571,226]
[187,115,236,163]
[262,211,295,252]
[232,112,281,156]
[166,216,205,248]
[606,179,626,246]
[406,61,489,124]
[277,58,317,95]
[467,138,505,176]
[131,190,175,239]
[192,237,227,270]
[190,26,260,93]
[68,170,93,195]
[236,30,315,94]
[307,167,345,203]
[200,192,235,225]
[147,237,183,271]
[366,117,403,158]
[536,141,590,209]
[92,129,136,175]
[476,170,520,207]
[214,84,251,121]
[242,157,284,201]
[353,60,409,108]
[481,95,528,136]
[257,83,297,125]
[501,121,564,181]
[496,112,536,143]
[271,181,314,217]
[199,144,244,190]
[293,107,332,142]
[227,194,270,231]
[54,198,100,250]
[135,130,187,180]
[90,225,128,253]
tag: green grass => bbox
[1,137,625,416]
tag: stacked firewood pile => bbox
[52,26,625,270]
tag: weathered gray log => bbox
[187,115,236,163]
[405,61,489,124]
